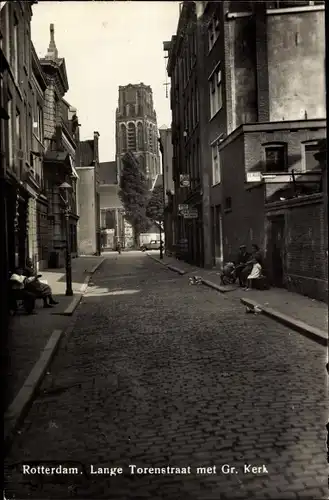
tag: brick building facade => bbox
[165,0,326,299]
[0,0,44,271]
[159,125,175,255]
[40,24,79,268]
[165,4,205,266]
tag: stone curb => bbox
[146,252,168,267]
[4,329,64,453]
[167,265,186,275]
[4,258,106,454]
[59,258,105,316]
[240,297,328,347]
[146,253,327,346]
[146,253,187,275]
[200,278,236,293]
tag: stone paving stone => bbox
[151,252,328,333]
[4,253,328,499]
[5,255,104,410]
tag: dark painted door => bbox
[271,216,285,287]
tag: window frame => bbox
[15,107,21,150]
[7,94,13,167]
[13,14,19,81]
[211,145,221,186]
[127,122,137,151]
[209,67,223,118]
[303,140,323,172]
[224,196,232,212]
[263,143,288,173]
[37,103,44,142]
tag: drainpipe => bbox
[195,1,212,269]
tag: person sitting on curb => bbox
[23,258,59,308]
[235,245,250,287]
[245,254,263,291]
[9,270,36,315]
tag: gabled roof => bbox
[99,161,117,185]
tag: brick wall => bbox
[245,126,326,173]
[233,15,258,127]
[220,133,266,261]
[219,124,326,265]
[266,195,328,302]
[267,8,325,121]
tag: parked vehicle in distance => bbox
[140,240,161,251]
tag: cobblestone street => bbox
[4,253,328,499]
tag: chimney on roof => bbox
[93,131,100,165]
[45,23,59,60]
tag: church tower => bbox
[115,83,160,188]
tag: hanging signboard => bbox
[246,172,262,183]
[179,174,190,187]
[183,208,198,219]
[178,204,189,213]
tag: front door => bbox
[271,215,285,287]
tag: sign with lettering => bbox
[179,174,190,187]
[246,172,262,183]
[183,208,198,219]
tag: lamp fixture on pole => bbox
[59,181,73,296]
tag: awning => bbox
[43,150,79,178]
[43,151,70,163]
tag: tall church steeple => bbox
[45,23,58,60]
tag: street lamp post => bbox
[59,182,73,296]
[159,223,163,259]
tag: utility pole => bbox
[195,1,212,268]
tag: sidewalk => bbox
[147,251,328,345]
[5,255,105,410]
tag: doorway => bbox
[270,215,285,287]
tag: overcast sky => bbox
[31,1,180,162]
